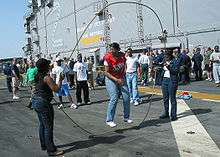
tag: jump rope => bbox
[49,1,165,139]
[52,71,157,139]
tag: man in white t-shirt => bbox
[52,57,77,109]
[138,51,150,85]
[210,45,220,87]
[126,48,142,106]
[73,54,91,105]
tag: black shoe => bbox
[159,114,169,119]
[41,147,46,151]
[48,150,64,156]
[26,101,33,110]
[85,101,91,105]
[171,117,178,121]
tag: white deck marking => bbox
[201,99,220,103]
[171,99,220,157]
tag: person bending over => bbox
[104,42,132,127]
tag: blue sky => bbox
[0,1,26,58]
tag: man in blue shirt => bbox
[3,62,12,92]
[11,58,20,99]
[192,48,203,81]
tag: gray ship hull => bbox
[24,0,220,60]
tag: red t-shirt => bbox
[103,52,126,79]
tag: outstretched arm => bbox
[44,75,63,92]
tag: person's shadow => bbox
[56,108,212,154]
[0,99,22,105]
[114,118,171,134]
[57,135,125,153]
[114,108,212,134]
[177,108,212,118]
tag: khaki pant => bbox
[12,77,19,88]
[88,72,94,88]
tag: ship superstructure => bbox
[23,0,220,60]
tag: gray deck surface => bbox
[0,79,219,157]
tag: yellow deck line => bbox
[139,87,220,101]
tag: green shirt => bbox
[26,67,38,82]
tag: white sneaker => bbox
[106,121,117,127]
[139,98,143,103]
[13,96,20,100]
[124,119,133,124]
[70,103,78,109]
[58,104,64,109]
[134,101,139,106]
[130,99,134,104]
[77,102,82,106]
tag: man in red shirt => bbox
[104,42,132,127]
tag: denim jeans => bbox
[155,68,163,86]
[105,77,130,122]
[126,72,139,101]
[32,95,56,153]
[161,78,178,118]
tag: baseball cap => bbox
[110,42,120,50]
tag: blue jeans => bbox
[105,77,130,122]
[126,72,140,101]
[155,68,163,86]
[161,78,178,118]
[32,95,56,153]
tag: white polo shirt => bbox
[138,55,150,65]
[126,56,139,73]
[51,65,69,84]
[210,52,220,66]
[73,61,88,81]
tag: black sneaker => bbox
[159,114,169,119]
[171,117,178,121]
[26,101,33,110]
[48,150,64,156]
[85,101,91,105]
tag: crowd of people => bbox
[3,55,96,102]
[124,45,220,87]
[3,45,220,103]
[3,58,28,99]
[2,43,220,156]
